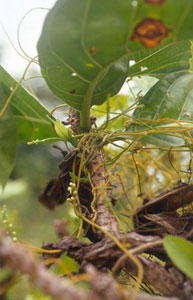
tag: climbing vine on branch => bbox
[1,0,193,299]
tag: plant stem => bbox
[80,67,109,132]
[88,146,120,239]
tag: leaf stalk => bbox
[80,67,109,132]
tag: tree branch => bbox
[88,146,119,239]
[124,255,193,300]
[0,230,180,300]
[0,232,89,300]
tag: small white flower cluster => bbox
[66,182,77,202]
[0,205,17,242]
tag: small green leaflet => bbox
[164,236,193,280]
[69,172,89,183]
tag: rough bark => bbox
[42,232,193,299]
[0,233,89,300]
[88,146,119,239]
[0,230,180,300]
[42,233,161,271]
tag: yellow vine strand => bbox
[69,135,143,299]
[88,176,98,227]
[80,214,143,300]
[21,243,62,254]
[117,126,193,136]
[0,21,32,62]
[50,104,68,118]
[142,151,174,181]
[134,161,153,194]
[0,57,37,118]
[43,257,71,274]
[75,133,101,237]
[115,172,134,209]
[72,156,83,239]
[17,7,50,61]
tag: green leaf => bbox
[37,0,193,131]
[128,40,192,78]
[37,0,131,130]
[54,119,72,141]
[0,66,56,142]
[54,119,78,146]
[69,172,89,183]
[0,86,17,188]
[126,71,193,146]
[164,236,193,280]
[37,0,130,111]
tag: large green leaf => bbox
[0,66,55,142]
[164,236,193,280]
[0,86,17,188]
[37,0,131,111]
[37,0,193,131]
[126,71,193,146]
[128,40,192,78]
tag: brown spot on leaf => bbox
[89,47,97,54]
[131,18,170,48]
[144,0,166,5]
[70,89,76,94]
